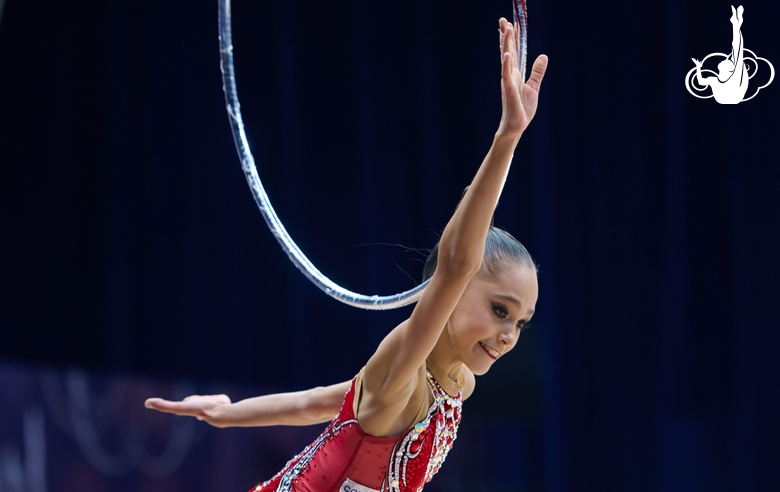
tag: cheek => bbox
[472,322,495,342]
[451,312,494,343]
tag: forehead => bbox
[470,265,538,313]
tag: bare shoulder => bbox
[362,319,421,405]
[462,366,476,401]
[358,321,430,436]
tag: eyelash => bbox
[492,303,509,319]
[520,321,531,331]
[492,303,529,331]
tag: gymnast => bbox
[692,5,748,104]
[145,17,548,492]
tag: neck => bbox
[427,324,465,382]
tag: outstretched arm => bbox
[144,380,350,428]
[359,18,547,432]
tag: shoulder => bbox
[363,320,422,402]
[461,366,476,401]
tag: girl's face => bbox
[446,264,538,375]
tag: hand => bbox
[692,58,702,67]
[497,17,548,137]
[145,394,231,421]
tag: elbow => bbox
[436,228,484,277]
[435,244,483,278]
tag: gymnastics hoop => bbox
[514,0,529,84]
[217,0,528,310]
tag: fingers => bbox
[145,397,173,411]
[500,20,510,62]
[144,397,196,416]
[502,53,515,91]
[499,18,518,72]
[512,28,519,73]
[524,55,548,94]
[498,18,506,60]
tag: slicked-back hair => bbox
[422,226,537,282]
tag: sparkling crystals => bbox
[409,437,423,455]
[385,371,463,491]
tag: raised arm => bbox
[692,58,712,86]
[144,380,350,428]
[359,19,547,432]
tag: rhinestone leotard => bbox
[250,368,463,492]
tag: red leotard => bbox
[251,366,463,492]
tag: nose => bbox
[497,326,517,349]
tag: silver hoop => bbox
[216,0,528,310]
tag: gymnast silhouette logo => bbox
[685,5,774,104]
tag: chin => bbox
[465,345,497,376]
[465,359,492,376]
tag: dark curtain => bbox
[1,0,778,490]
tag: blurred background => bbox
[1,0,778,491]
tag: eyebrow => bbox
[495,294,521,306]
[495,294,535,316]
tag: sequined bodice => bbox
[384,372,462,491]
[251,371,463,492]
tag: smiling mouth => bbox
[479,342,500,361]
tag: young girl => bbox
[145,18,547,492]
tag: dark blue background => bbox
[1,0,778,490]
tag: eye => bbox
[517,321,531,332]
[492,303,509,319]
